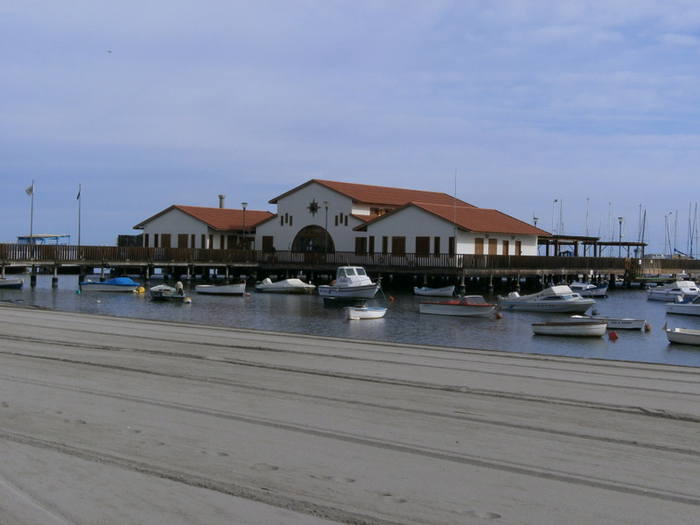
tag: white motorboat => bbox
[419,295,497,317]
[647,280,700,301]
[532,319,607,337]
[0,277,24,289]
[150,282,188,301]
[254,278,316,294]
[570,314,647,330]
[414,285,455,297]
[568,281,608,298]
[497,285,595,313]
[344,306,387,320]
[664,326,700,346]
[665,294,700,316]
[80,277,142,293]
[317,266,380,300]
[195,280,247,295]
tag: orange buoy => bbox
[608,330,619,341]
[495,312,503,320]
[644,323,651,332]
[389,296,394,301]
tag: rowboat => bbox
[498,285,595,313]
[0,277,24,289]
[419,295,497,317]
[532,319,607,337]
[414,285,455,297]
[317,266,380,300]
[150,282,188,301]
[195,280,246,295]
[664,326,700,346]
[570,314,647,330]
[79,277,141,293]
[254,278,316,294]
[344,306,387,320]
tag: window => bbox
[355,237,368,255]
[161,234,171,248]
[177,234,188,248]
[262,236,274,252]
[392,236,406,255]
[448,237,455,257]
[433,237,440,256]
[368,236,375,255]
[416,236,430,256]
[382,236,389,255]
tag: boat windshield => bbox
[345,268,357,276]
[356,268,367,276]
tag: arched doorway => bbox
[292,225,335,253]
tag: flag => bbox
[25,183,34,196]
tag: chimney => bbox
[218,195,226,208]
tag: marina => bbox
[3,274,700,367]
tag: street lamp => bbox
[618,216,623,257]
[241,202,248,249]
[323,201,329,252]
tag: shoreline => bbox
[1,303,699,524]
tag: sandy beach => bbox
[0,303,699,524]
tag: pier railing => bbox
[3,243,700,278]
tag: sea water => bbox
[3,274,700,368]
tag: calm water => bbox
[3,274,700,368]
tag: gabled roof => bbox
[134,205,273,231]
[269,179,476,208]
[356,202,551,236]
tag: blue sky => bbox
[2,1,699,254]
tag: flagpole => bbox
[78,183,82,247]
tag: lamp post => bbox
[618,216,623,257]
[323,201,329,252]
[241,202,248,249]
[551,199,558,234]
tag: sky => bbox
[2,1,699,255]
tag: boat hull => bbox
[195,283,246,295]
[318,283,380,300]
[499,301,594,313]
[414,286,455,297]
[0,277,24,289]
[665,327,700,346]
[532,320,607,337]
[419,302,495,317]
[570,315,646,330]
[344,306,387,320]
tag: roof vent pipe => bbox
[218,195,226,208]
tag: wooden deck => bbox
[2,243,699,283]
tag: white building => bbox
[254,179,549,256]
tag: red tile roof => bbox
[360,203,550,236]
[270,179,476,208]
[134,205,273,231]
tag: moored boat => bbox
[419,295,497,317]
[195,280,247,295]
[317,266,380,300]
[664,326,700,346]
[254,277,316,294]
[414,285,455,297]
[497,285,595,313]
[0,277,24,289]
[665,294,700,316]
[570,314,647,330]
[568,281,608,298]
[647,280,700,301]
[150,282,188,301]
[532,319,607,337]
[80,277,141,293]
[344,306,387,320]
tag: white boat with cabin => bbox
[419,295,497,317]
[665,294,700,316]
[318,266,380,300]
[532,319,607,337]
[568,281,608,298]
[497,285,595,313]
[647,280,700,301]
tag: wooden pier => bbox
[2,243,699,290]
